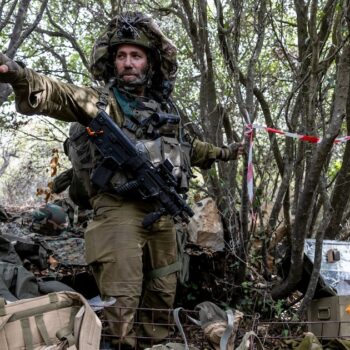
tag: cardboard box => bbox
[308,296,350,337]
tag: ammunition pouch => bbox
[109,134,192,194]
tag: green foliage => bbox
[2,0,350,319]
[328,159,342,179]
[239,280,299,320]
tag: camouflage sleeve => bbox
[189,136,222,170]
[12,68,99,125]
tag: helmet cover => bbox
[90,12,178,100]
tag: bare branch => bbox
[6,0,48,58]
[39,8,90,71]
[0,0,18,33]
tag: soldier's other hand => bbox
[0,53,23,84]
[219,142,245,161]
[0,64,9,73]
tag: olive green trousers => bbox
[85,194,177,349]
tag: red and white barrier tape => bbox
[245,124,254,203]
[245,124,350,203]
[252,124,350,144]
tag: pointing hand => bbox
[0,53,24,84]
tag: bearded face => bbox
[114,44,151,94]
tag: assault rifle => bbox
[86,110,194,228]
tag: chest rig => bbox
[114,88,176,139]
[99,87,192,194]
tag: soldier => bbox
[0,12,243,349]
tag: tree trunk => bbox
[324,95,350,239]
[272,43,350,299]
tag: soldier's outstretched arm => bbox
[0,53,98,125]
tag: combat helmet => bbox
[90,12,178,101]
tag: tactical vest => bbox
[65,88,192,207]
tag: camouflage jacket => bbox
[12,68,222,169]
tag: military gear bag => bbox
[186,302,244,350]
[31,203,68,235]
[0,206,10,222]
[51,121,94,210]
[0,291,101,350]
[0,262,39,302]
[61,122,94,210]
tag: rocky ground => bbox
[0,202,323,349]
[0,201,98,297]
